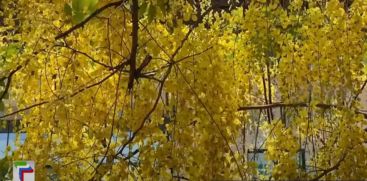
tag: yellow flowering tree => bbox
[0,0,366,180]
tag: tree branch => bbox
[114,8,209,157]
[0,101,49,119]
[0,65,22,100]
[238,102,367,118]
[353,79,367,101]
[310,152,347,181]
[116,65,172,156]
[123,149,139,161]
[172,175,190,180]
[57,45,112,69]
[238,102,338,111]
[0,61,128,120]
[127,0,139,90]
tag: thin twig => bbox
[57,45,112,69]
[160,46,213,69]
[115,65,172,156]
[90,69,123,180]
[310,152,347,181]
[238,102,338,110]
[0,65,22,100]
[238,102,367,118]
[0,61,128,120]
[114,13,205,157]
[0,101,49,119]
[175,65,244,179]
[353,79,367,101]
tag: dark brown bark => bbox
[127,0,139,91]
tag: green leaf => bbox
[157,0,167,16]
[64,3,73,16]
[72,12,85,24]
[87,0,99,12]
[0,43,21,59]
[69,0,99,24]
[147,3,157,23]
[0,157,10,180]
[72,0,83,12]
[139,1,148,19]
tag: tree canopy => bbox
[1,0,367,180]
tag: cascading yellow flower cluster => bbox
[0,0,366,180]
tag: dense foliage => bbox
[1,0,367,180]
